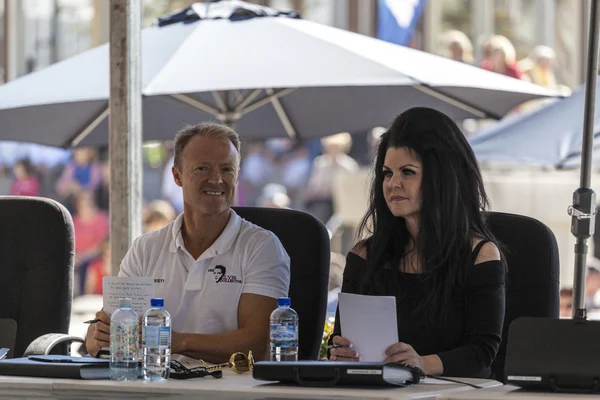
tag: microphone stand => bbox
[570,0,600,320]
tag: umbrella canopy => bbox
[469,82,600,168]
[0,0,557,148]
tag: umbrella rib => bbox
[234,89,263,112]
[212,91,228,113]
[170,94,222,116]
[68,107,110,147]
[414,85,493,119]
[265,88,297,139]
[240,88,297,116]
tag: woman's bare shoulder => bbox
[472,238,501,265]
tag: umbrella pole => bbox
[570,0,600,320]
[109,0,143,276]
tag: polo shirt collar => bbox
[169,209,242,258]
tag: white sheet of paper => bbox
[102,276,154,316]
[421,377,454,385]
[338,293,398,362]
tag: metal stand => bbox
[570,0,600,320]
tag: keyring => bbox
[198,350,255,374]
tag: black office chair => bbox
[0,196,79,358]
[234,206,330,360]
[486,211,560,382]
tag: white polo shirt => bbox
[118,209,290,334]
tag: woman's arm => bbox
[436,242,505,377]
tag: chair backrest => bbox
[0,196,74,357]
[233,207,330,360]
[485,211,560,381]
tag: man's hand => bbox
[85,310,110,357]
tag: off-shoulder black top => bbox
[330,241,505,378]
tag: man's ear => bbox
[172,166,183,187]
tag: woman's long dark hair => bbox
[358,107,498,323]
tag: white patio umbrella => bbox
[0,1,557,148]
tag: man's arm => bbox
[85,238,143,357]
[172,293,276,363]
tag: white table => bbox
[439,384,600,400]
[0,372,501,400]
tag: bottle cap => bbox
[277,297,291,307]
[119,298,133,308]
[151,298,164,307]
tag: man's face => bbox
[172,135,239,216]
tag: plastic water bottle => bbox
[110,298,140,380]
[142,298,172,380]
[269,297,299,361]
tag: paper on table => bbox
[338,293,398,362]
[102,276,154,316]
[421,377,455,384]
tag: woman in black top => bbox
[328,107,505,378]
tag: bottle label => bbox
[143,326,171,349]
[270,324,298,348]
[110,323,139,359]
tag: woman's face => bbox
[382,147,422,219]
[13,163,26,179]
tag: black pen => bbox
[83,319,101,324]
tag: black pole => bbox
[571,0,600,320]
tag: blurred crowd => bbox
[439,30,571,96]
[0,131,381,299]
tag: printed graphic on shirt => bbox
[208,265,241,283]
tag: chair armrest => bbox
[23,333,85,357]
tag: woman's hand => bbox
[328,336,360,361]
[384,342,423,369]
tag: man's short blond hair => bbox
[173,123,241,170]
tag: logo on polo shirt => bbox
[208,265,241,284]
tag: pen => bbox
[83,319,101,324]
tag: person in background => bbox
[94,161,110,211]
[72,190,109,295]
[305,133,359,223]
[84,240,110,295]
[239,142,273,206]
[328,107,505,378]
[256,183,291,209]
[519,45,558,89]
[56,148,103,210]
[161,154,184,213]
[367,127,387,165]
[9,159,40,196]
[477,35,494,69]
[585,265,600,311]
[560,288,573,319]
[441,30,473,64]
[483,35,524,80]
[143,199,176,233]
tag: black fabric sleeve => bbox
[437,260,506,377]
[328,253,366,348]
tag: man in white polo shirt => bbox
[85,123,291,363]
